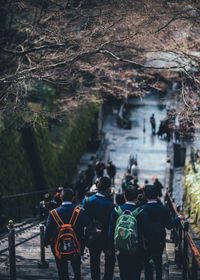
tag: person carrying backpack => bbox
[45,188,90,280]
[143,185,184,280]
[83,176,115,280]
[108,185,151,280]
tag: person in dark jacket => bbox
[95,158,106,178]
[39,193,57,222]
[153,177,163,197]
[108,185,151,280]
[106,161,116,185]
[143,185,184,280]
[45,188,90,280]
[54,187,63,207]
[85,164,95,188]
[150,113,156,135]
[83,176,115,280]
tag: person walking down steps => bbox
[83,176,115,280]
[143,185,184,280]
[150,114,156,135]
[45,188,90,280]
[95,158,106,178]
[107,161,116,185]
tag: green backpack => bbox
[114,207,143,254]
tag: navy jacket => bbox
[108,203,151,256]
[82,192,114,245]
[142,201,180,247]
[44,203,90,246]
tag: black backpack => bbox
[84,197,104,248]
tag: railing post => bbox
[177,219,183,268]
[0,192,2,230]
[8,220,16,280]
[183,221,189,280]
[191,255,198,280]
[38,224,49,268]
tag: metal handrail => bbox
[2,189,55,199]
[165,191,200,280]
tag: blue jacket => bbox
[44,203,90,246]
[82,192,114,246]
[142,201,180,248]
[108,203,151,256]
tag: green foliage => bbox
[183,163,200,237]
[0,129,34,195]
[0,102,99,195]
[35,102,99,188]
[34,124,60,189]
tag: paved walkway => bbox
[0,95,181,280]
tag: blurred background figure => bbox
[85,164,95,188]
[150,113,156,135]
[39,193,56,222]
[54,187,63,207]
[107,160,116,185]
[95,158,106,178]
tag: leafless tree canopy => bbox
[1,0,200,126]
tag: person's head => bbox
[125,173,131,179]
[57,186,63,193]
[109,161,112,165]
[98,176,111,192]
[143,185,158,200]
[124,185,138,202]
[116,193,125,206]
[61,188,74,202]
[144,180,149,185]
[44,193,51,202]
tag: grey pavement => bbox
[104,96,167,193]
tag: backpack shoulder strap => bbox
[50,209,64,227]
[114,206,123,216]
[69,206,82,226]
[84,197,89,211]
[132,208,143,218]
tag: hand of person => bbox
[178,215,185,220]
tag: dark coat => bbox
[44,203,90,247]
[83,192,114,248]
[108,203,151,258]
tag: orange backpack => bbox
[51,206,81,259]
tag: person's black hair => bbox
[98,176,111,191]
[143,185,158,199]
[116,193,125,206]
[144,180,149,184]
[125,185,138,201]
[61,188,74,202]
[133,178,138,184]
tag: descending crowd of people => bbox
[42,175,184,280]
[39,111,187,280]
